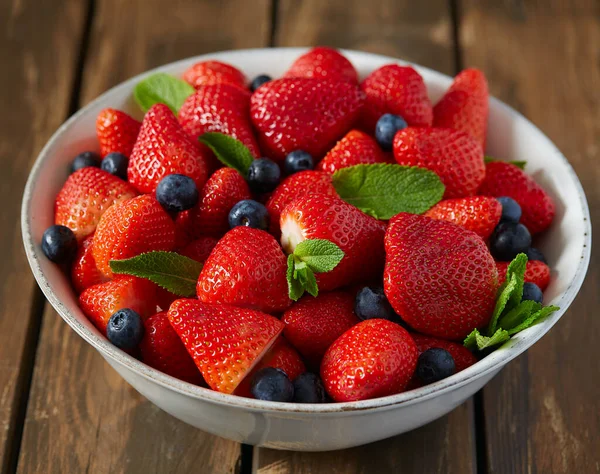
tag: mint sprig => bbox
[110,251,203,297]
[134,73,195,115]
[332,164,445,220]
[199,132,254,175]
[286,239,344,301]
[484,156,527,169]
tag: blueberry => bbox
[156,174,199,213]
[355,286,397,322]
[293,373,327,403]
[522,282,543,304]
[41,225,77,263]
[106,308,145,350]
[496,196,522,223]
[375,113,408,151]
[416,348,456,384]
[250,367,294,402]
[250,74,272,92]
[284,150,314,175]
[228,199,270,230]
[490,222,532,261]
[526,247,547,264]
[247,158,281,193]
[101,152,129,180]
[71,151,101,173]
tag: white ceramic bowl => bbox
[22,48,591,451]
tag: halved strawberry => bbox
[182,60,247,90]
[283,46,358,84]
[96,108,141,157]
[496,260,551,290]
[317,130,388,174]
[71,234,108,294]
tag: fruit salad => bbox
[40,47,558,404]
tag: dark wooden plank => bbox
[458,0,600,472]
[0,0,87,472]
[256,1,477,472]
[16,1,271,473]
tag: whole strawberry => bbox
[283,46,358,84]
[96,108,141,157]
[55,167,138,241]
[196,227,291,313]
[434,68,488,147]
[317,130,389,174]
[250,78,364,161]
[496,260,551,290]
[179,236,218,262]
[182,60,247,90]
[384,213,498,340]
[128,103,212,193]
[321,319,418,402]
[478,161,555,234]
[167,299,284,394]
[280,194,386,291]
[71,234,108,294]
[393,127,485,198]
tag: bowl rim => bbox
[22,47,592,414]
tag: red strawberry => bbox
[283,46,358,84]
[196,227,291,313]
[71,234,108,294]
[92,194,176,277]
[179,236,218,262]
[167,299,284,394]
[79,276,158,333]
[55,167,138,241]
[280,194,386,291]
[496,260,551,291]
[96,108,141,157]
[281,292,359,367]
[321,319,418,402]
[175,167,251,240]
[139,311,204,385]
[424,196,502,240]
[317,130,387,174]
[127,103,212,194]
[384,213,498,340]
[178,84,260,157]
[265,170,337,236]
[250,78,365,161]
[393,127,485,198]
[360,64,433,132]
[182,60,247,90]
[434,68,489,147]
[478,161,555,234]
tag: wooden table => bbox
[1,0,598,472]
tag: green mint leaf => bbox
[303,268,319,297]
[507,305,559,336]
[110,251,202,297]
[498,300,541,330]
[287,255,305,301]
[484,156,527,169]
[294,239,344,273]
[464,328,510,351]
[133,73,195,115]
[488,253,528,334]
[199,132,254,175]
[488,279,517,335]
[332,164,445,219]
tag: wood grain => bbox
[458,0,600,472]
[16,1,271,473]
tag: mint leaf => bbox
[294,239,344,273]
[332,164,445,219]
[199,132,254,175]
[287,255,304,301]
[488,253,528,334]
[464,328,510,351]
[110,251,202,297]
[134,73,195,115]
[488,279,516,335]
[507,305,559,336]
[484,156,527,169]
[498,300,541,330]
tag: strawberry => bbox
[96,108,141,157]
[360,64,433,132]
[167,299,284,394]
[182,60,247,90]
[250,78,365,161]
[178,84,260,157]
[283,46,358,84]
[321,319,418,402]
[384,213,498,340]
[127,103,212,194]
[139,311,204,385]
[280,194,386,291]
[393,127,485,198]
[92,194,176,278]
[496,260,551,291]
[179,236,218,262]
[281,292,359,367]
[196,227,291,313]
[71,234,108,294]
[478,161,555,234]
[55,167,138,241]
[175,167,251,240]
[433,68,489,147]
[316,130,388,174]
[79,276,158,333]
[424,196,502,240]
[265,170,337,236]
